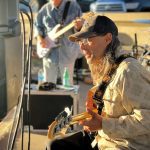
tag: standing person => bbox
[34,0,82,85]
[47,15,150,150]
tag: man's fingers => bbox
[79,118,91,126]
[83,126,90,132]
[87,108,96,118]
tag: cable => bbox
[20,12,26,81]
[19,9,32,150]
[20,1,34,150]
[20,10,32,76]
[7,78,26,150]
[20,11,26,150]
[7,0,34,150]
[20,1,34,149]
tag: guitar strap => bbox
[93,54,134,114]
[61,1,71,24]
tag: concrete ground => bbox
[0,80,93,150]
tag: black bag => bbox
[38,82,56,91]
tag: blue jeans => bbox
[43,58,74,85]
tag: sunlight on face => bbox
[79,34,112,64]
[79,33,112,85]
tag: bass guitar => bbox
[37,12,94,58]
[47,86,101,140]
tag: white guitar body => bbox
[37,24,61,58]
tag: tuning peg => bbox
[54,124,61,133]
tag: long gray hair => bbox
[105,34,121,64]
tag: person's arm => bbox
[63,0,83,32]
[73,1,83,32]
[34,3,55,37]
[102,60,150,138]
[34,10,47,48]
[74,18,84,32]
[34,3,56,48]
[34,7,46,38]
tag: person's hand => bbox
[32,50,39,58]
[37,36,48,48]
[79,108,102,132]
[85,89,97,111]
[73,17,84,31]
[86,98,97,111]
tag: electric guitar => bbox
[47,87,100,140]
[37,12,94,58]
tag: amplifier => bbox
[23,86,79,129]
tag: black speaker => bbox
[23,94,74,129]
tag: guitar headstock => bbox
[47,107,72,139]
[47,105,98,140]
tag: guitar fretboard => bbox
[54,22,74,39]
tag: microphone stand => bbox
[132,33,138,59]
[7,78,26,150]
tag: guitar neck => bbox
[70,112,91,125]
[54,22,74,39]
[70,109,98,125]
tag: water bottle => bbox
[63,67,70,87]
[38,69,44,85]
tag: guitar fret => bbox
[54,22,74,39]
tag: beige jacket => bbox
[97,57,150,150]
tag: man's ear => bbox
[105,33,112,44]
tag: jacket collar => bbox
[51,0,67,12]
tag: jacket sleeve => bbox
[34,3,54,37]
[102,60,150,139]
[34,7,46,37]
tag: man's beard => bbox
[88,57,111,85]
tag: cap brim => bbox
[69,30,95,42]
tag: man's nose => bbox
[80,43,89,50]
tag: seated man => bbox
[47,14,150,150]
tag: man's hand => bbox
[85,89,97,111]
[37,36,48,48]
[86,99,97,111]
[73,17,84,31]
[79,108,102,132]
